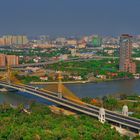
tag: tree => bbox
[103,96,118,110]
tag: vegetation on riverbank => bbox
[0,103,130,140]
[82,94,140,119]
[47,59,134,80]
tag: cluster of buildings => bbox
[0,33,138,75]
[0,54,19,67]
[32,35,102,49]
[0,34,140,50]
[0,35,29,46]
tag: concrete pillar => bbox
[58,92,62,99]
[7,81,11,85]
[122,105,128,116]
[119,124,122,128]
[98,107,105,123]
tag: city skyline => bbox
[0,0,140,36]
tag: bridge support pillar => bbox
[58,92,62,99]
[138,130,140,136]
[119,124,122,129]
[122,105,128,116]
[98,107,105,124]
[7,80,11,85]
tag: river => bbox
[0,79,140,105]
[0,91,53,105]
[67,79,140,98]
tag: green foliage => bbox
[17,75,40,84]
[117,72,133,78]
[127,95,140,100]
[135,60,140,73]
[0,103,128,140]
[102,96,118,110]
[133,136,140,140]
[82,97,92,103]
[0,47,70,58]
[48,59,120,79]
[48,59,135,81]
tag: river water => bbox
[0,79,140,105]
[67,79,140,98]
[0,91,53,105]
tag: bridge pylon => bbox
[7,65,11,84]
[58,71,63,99]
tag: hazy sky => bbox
[0,0,140,36]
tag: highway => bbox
[0,81,140,133]
[0,56,119,70]
[14,56,118,68]
[1,56,138,70]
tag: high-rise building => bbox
[22,35,29,45]
[0,54,6,67]
[12,36,17,45]
[3,35,12,45]
[6,55,19,66]
[119,34,136,74]
[0,35,29,46]
[17,36,23,45]
[0,38,5,46]
[0,54,19,67]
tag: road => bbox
[0,56,119,70]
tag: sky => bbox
[0,0,140,37]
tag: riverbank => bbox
[30,80,89,85]
[30,77,136,85]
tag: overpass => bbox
[0,81,140,134]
